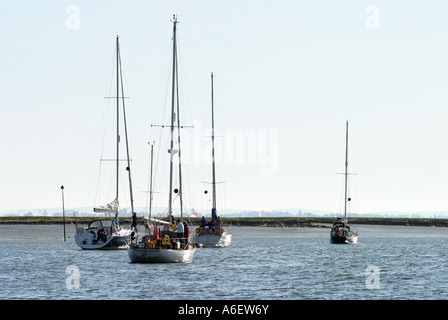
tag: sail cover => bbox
[94,198,119,213]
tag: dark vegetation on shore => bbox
[1,216,448,228]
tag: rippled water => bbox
[1,224,448,300]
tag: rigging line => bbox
[151,19,187,219]
[144,142,151,217]
[119,169,129,211]
[118,40,135,215]
[115,36,120,205]
[95,163,115,209]
[147,103,168,213]
[154,127,171,210]
[333,171,339,216]
[95,44,117,208]
[148,93,169,215]
[154,130,165,207]
[99,52,117,164]
[94,158,103,208]
[179,52,198,215]
[95,103,110,207]
[167,17,178,221]
[150,39,172,129]
[175,44,185,222]
[175,32,195,128]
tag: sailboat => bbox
[75,36,135,250]
[128,15,196,263]
[330,121,358,244]
[194,72,232,248]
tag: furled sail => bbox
[94,198,119,213]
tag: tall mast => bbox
[115,35,120,220]
[118,41,134,217]
[168,15,178,224]
[149,142,154,219]
[211,72,217,220]
[344,120,349,219]
[176,51,184,222]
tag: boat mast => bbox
[211,72,217,220]
[118,41,135,217]
[148,142,154,219]
[115,35,120,221]
[344,120,349,220]
[175,50,184,223]
[168,15,178,224]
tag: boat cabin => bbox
[87,219,121,230]
[331,218,351,237]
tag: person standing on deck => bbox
[176,219,184,243]
[132,212,138,231]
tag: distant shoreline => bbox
[1,216,448,228]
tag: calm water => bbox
[1,224,448,300]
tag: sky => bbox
[1,0,448,216]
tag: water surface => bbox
[1,224,447,299]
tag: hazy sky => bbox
[1,1,448,215]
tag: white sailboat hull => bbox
[194,232,232,248]
[347,233,358,244]
[128,246,196,263]
[75,227,133,250]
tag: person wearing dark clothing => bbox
[132,212,138,230]
[183,222,189,249]
[200,216,207,228]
